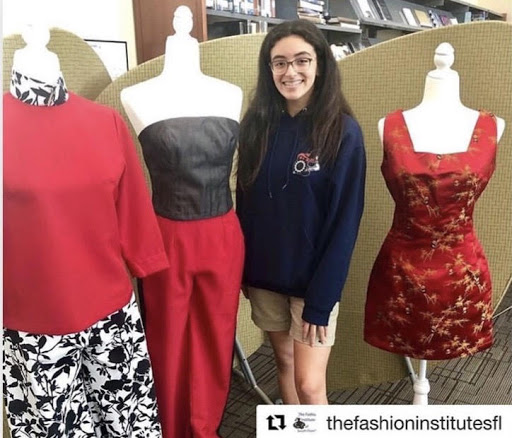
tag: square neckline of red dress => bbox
[398,109,482,157]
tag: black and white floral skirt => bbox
[3,294,162,437]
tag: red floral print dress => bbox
[364,109,497,360]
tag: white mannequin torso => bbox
[375,43,506,406]
[121,6,242,136]
[378,43,505,153]
[12,23,62,84]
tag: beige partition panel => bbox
[96,33,268,360]
[329,21,512,389]
[3,28,112,101]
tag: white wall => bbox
[2,0,138,70]
[474,0,509,13]
[465,0,511,22]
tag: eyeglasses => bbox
[269,57,315,74]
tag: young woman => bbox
[236,20,366,405]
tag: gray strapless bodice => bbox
[138,117,239,220]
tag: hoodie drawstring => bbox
[281,126,300,191]
[267,130,279,199]
[268,109,307,198]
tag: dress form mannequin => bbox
[121,6,244,437]
[375,43,505,406]
[5,19,167,438]
[121,5,242,133]
[12,23,61,84]
[378,42,505,148]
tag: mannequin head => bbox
[434,42,454,69]
[22,22,51,49]
[162,6,200,77]
[173,5,193,36]
[12,22,61,83]
[428,42,457,80]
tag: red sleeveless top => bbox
[364,109,497,360]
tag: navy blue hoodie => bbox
[236,111,366,326]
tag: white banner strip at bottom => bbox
[257,405,512,437]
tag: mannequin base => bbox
[405,357,430,405]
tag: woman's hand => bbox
[302,321,327,347]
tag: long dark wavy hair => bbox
[237,19,354,191]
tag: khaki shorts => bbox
[247,287,339,347]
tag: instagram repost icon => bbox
[267,414,286,430]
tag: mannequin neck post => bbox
[160,35,202,79]
[420,70,463,110]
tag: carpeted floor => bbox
[219,285,512,437]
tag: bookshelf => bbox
[333,0,453,42]
[132,0,507,63]
[206,1,362,45]
[330,0,505,45]
[206,9,282,39]
[407,0,506,23]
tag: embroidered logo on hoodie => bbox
[293,152,320,176]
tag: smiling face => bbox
[270,35,318,117]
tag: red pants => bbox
[142,209,244,438]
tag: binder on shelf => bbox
[439,14,452,26]
[370,0,392,21]
[355,0,375,20]
[428,10,441,28]
[402,8,418,26]
[414,9,432,27]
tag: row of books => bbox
[206,0,276,17]
[354,0,392,21]
[471,11,489,22]
[208,1,496,28]
[354,0,458,28]
[458,10,490,23]
[401,8,457,28]
[206,0,333,25]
